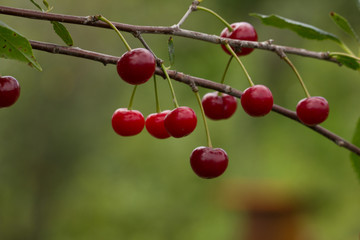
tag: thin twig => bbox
[0,5,339,64]
[28,40,360,156]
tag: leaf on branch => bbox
[0,21,42,71]
[330,53,360,70]
[350,118,360,182]
[251,13,341,44]
[51,21,74,46]
[330,12,360,43]
[168,37,175,67]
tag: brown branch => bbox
[28,40,360,156]
[0,5,339,64]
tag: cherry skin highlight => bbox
[145,110,171,139]
[202,92,237,120]
[220,22,258,56]
[296,96,329,126]
[111,108,145,136]
[0,76,20,108]
[190,146,229,179]
[241,85,273,117]
[164,106,197,138]
[117,48,156,85]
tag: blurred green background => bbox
[0,0,360,240]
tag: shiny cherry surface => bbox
[220,22,258,56]
[0,76,20,108]
[296,96,329,126]
[111,108,145,136]
[164,106,197,138]
[190,146,229,179]
[241,85,273,117]
[145,110,171,139]
[202,92,237,120]
[117,48,156,85]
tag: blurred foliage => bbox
[0,0,359,240]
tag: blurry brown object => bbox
[219,180,312,240]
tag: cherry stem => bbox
[220,56,233,85]
[96,15,132,52]
[127,85,138,110]
[224,43,255,87]
[195,6,233,32]
[160,63,179,108]
[153,75,161,113]
[194,87,213,148]
[283,56,311,98]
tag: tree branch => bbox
[28,40,360,156]
[0,5,339,65]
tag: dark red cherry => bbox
[0,76,20,108]
[296,96,329,126]
[190,146,229,179]
[202,92,237,120]
[111,108,145,136]
[164,106,197,138]
[117,48,156,85]
[241,85,273,117]
[220,22,258,56]
[145,110,171,139]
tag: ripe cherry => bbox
[220,22,258,56]
[202,92,237,120]
[241,85,273,117]
[117,48,156,85]
[190,146,229,179]
[145,110,171,139]
[0,76,20,108]
[164,106,197,138]
[296,96,329,126]
[111,108,145,136]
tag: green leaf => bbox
[43,0,50,10]
[350,118,360,182]
[330,12,360,43]
[0,21,42,71]
[330,53,360,70]
[168,37,175,67]
[251,13,341,44]
[51,21,73,46]
[29,0,43,11]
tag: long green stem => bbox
[127,85,138,110]
[283,56,311,98]
[194,90,212,148]
[220,56,233,85]
[224,43,254,87]
[96,15,131,51]
[329,52,360,61]
[196,6,233,32]
[153,75,161,113]
[161,64,179,108]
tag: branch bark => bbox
[28,40,360,156]
[0,5,339,64]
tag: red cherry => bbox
[117,48,156,85]
[0,76,20,108]
[220,22,258,56]
[164,106,197,138]
[296,96,329,126]
[145,110,171,139]
[202,92,237,120]
[190,146,229,179]
[241,85,273,117]
[111,108,145,136]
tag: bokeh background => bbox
[0,0,359,240]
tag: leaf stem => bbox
[329,52,360,61]
[196,6,233,32]
[161,64,179,108]
[127,85,138,110]
[96,15,131,52]
[338,41,356,56]
[283,56,311,98]
[194,89,212,148]
[224,43,254,86]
